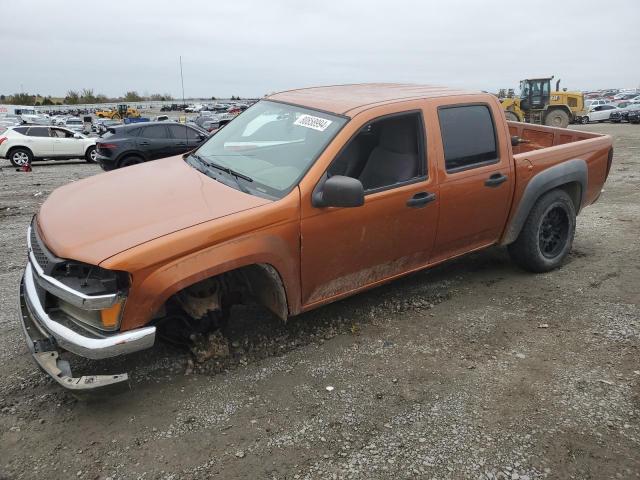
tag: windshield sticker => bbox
[293,114,333,132]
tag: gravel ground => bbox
[0,123,638,480]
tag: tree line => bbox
[0,90,245,106]
[0,89,174,106]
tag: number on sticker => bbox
[294,114,333,132]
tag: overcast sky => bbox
[3,0,639,98]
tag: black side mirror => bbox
[313,175,364,208]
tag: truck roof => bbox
[267,83,476,116]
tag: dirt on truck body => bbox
[17,83,613,393]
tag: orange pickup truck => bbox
[19,84,614,393]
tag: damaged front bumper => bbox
[19,264,156,394]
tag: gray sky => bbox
[3,0,639,98]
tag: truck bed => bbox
[505,121,613,229]
[507,121,607,154]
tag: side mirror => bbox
[313,175,364,208]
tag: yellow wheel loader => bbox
[501,77,585,128]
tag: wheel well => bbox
[7,145,33,158]
[168,263,288,322]
[556,182,581,212]
[116,152,144,167]
[545,105,571,117]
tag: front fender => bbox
[111,225,300,331]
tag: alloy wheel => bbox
[538,206,569,259]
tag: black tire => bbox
[9,148,33,168]
[504,111,519,122]
[581,116,589,124]
[508,189,576,273]
[118,155,142,168]
[85,145,97,163]
[544,109,570,128]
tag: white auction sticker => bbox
[294,114,333,132]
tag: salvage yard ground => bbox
[0,123,638,480]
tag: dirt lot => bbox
[0,123,638,480]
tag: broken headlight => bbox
[51,261,130,332]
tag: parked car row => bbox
[575,102,640,124]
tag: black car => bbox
[628,110,640,124]
[96,122,209,170]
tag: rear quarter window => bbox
[13,127,29,135]
[438,104,498,173]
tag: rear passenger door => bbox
[137,125,173,159]
[429,102,513,263]
[25,127,54,157]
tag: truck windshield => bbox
[191,100,347,198]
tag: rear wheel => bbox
[508,189,576,273]
[111,114,121,120]
[9,148,33,167]
[581,116,589,124]
[544,109,570,128]
[118,155,142,168]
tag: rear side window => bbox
[27,127,50,137]
[438,105,498,172]
[125,128,141,137]
[141,125,168,139]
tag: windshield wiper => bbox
[188,153,253,194]
[208,161,253,183]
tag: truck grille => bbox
[29,221,60,275]
[30,226,50,271]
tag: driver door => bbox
[51,128,82,157]
[299,107,439,307]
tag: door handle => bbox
[406,192,436,208]
[139,141,150,146]
[484,173,508,188]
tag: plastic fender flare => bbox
[500,158,587,246]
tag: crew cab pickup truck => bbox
[19,84,613,393]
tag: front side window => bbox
[169,124,202,140]
[438,105,498,172]
[192,100,347,198]
[327,112,425,192]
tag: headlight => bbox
[51,261,129,332]
[57,297,125,332]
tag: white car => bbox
[584,104,618,123]
[52,116,68,126]
[585,99,609,109]
[63,117,84,132]
[0,125,97,167]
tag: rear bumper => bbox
[96,153,117,171]
[19,265,156,393]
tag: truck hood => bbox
[37,156,271,265]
